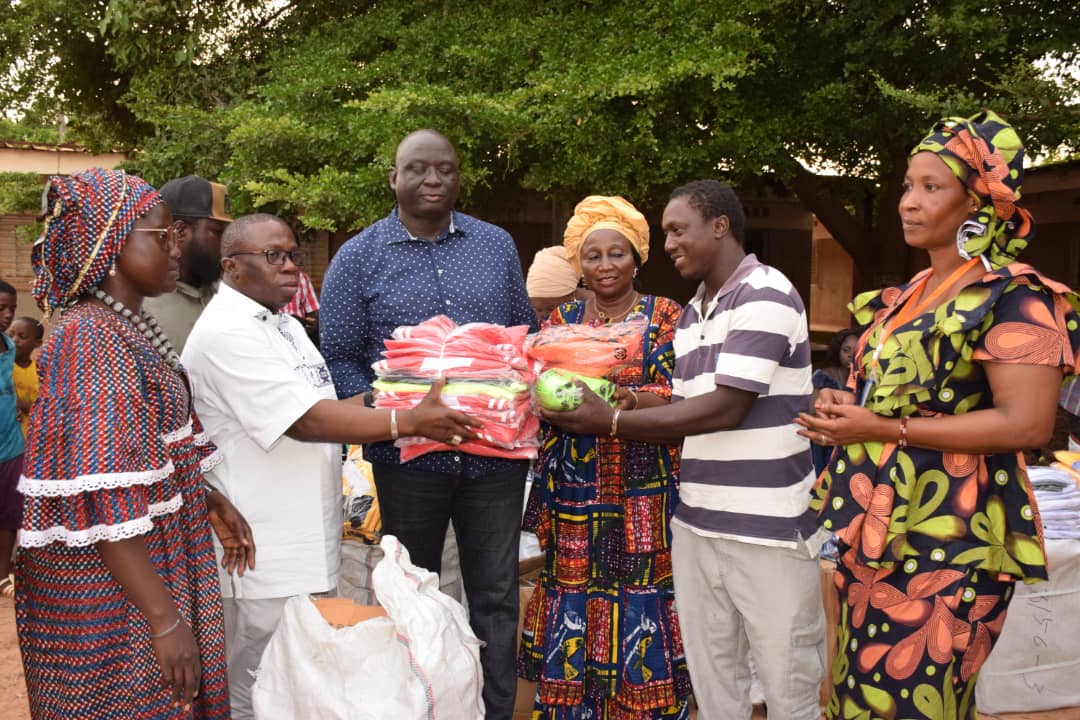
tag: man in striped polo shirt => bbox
[544,180,825,719]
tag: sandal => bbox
[0,573,14,598]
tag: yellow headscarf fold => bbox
[562,196,649,275]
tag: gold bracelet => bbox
[610,408,622,438]
[390,409,399,440]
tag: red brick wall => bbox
[0,213,42,321]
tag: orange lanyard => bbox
[865,257,981,388]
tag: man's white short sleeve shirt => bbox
[183,283,342,599]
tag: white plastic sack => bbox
[252,535,484,719]
[976,538,1080,713]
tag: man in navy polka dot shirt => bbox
[320,129,537,718]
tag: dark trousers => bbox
[372,462,527,720]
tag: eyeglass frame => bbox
[131,227,178,250]
[225,249,304,266]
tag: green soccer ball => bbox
[535,369,617,411]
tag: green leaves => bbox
[0,173,46,215]
[0,172,47,243]
[3,0,1076,281]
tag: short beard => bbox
[187,247,222,288]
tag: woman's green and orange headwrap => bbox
[911,110,1033,270]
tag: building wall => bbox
[294,229,333,294]
[809,218,856,333]
[0,144,126,175]
[0,213,42,321]
[0,141,126,321]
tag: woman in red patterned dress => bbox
[15,169,236,719]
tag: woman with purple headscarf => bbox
[16,169,233,718]
[796,111,1080,718]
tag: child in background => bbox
[0,280,25,598]
[9,316,43,436]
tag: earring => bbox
[633,269,639,278]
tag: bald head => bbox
[390,129,461,234]
[220,213,290,257]
[394,129,456,166]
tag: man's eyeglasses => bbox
[132,227,177,250]
[226,249,304,266]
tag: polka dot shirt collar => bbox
[386,207,460,245]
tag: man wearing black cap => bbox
[144,175,232,352]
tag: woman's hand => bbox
[149,618,202,710]
[403,378,482,445]
[94,537,204,711]
[813,388,857,411]
[795,402,891,447]
[205,490,256,576]
[613,387,639,411]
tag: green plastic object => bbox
[535,368,618,411]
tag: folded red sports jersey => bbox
[372,315,539,461]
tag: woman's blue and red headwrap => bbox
[33,168,162,317]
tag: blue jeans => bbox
[372,461,528,720]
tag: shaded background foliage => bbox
[2,0,1077,286]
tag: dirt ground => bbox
[0,596,30,720]
[2,590,1077,720]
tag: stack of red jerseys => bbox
[372,315,539,461]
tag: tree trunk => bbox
[863,159,911,292]
[786,163,869,269]
[784,156,915,294]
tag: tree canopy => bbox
[2,0,1077,285]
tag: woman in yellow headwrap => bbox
[796,112,1080,718]
[518,196,689,719]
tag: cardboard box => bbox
[311,597,388,628]
[514,572,540,719]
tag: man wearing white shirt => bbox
[182,213,477,719]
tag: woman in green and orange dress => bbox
[796,111,1080,719]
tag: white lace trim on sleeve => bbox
[17,461,176,497]
[162,420,194,445]
[17,491,186,548]
[200,449,223,474]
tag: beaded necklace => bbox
[90,287,185,373]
